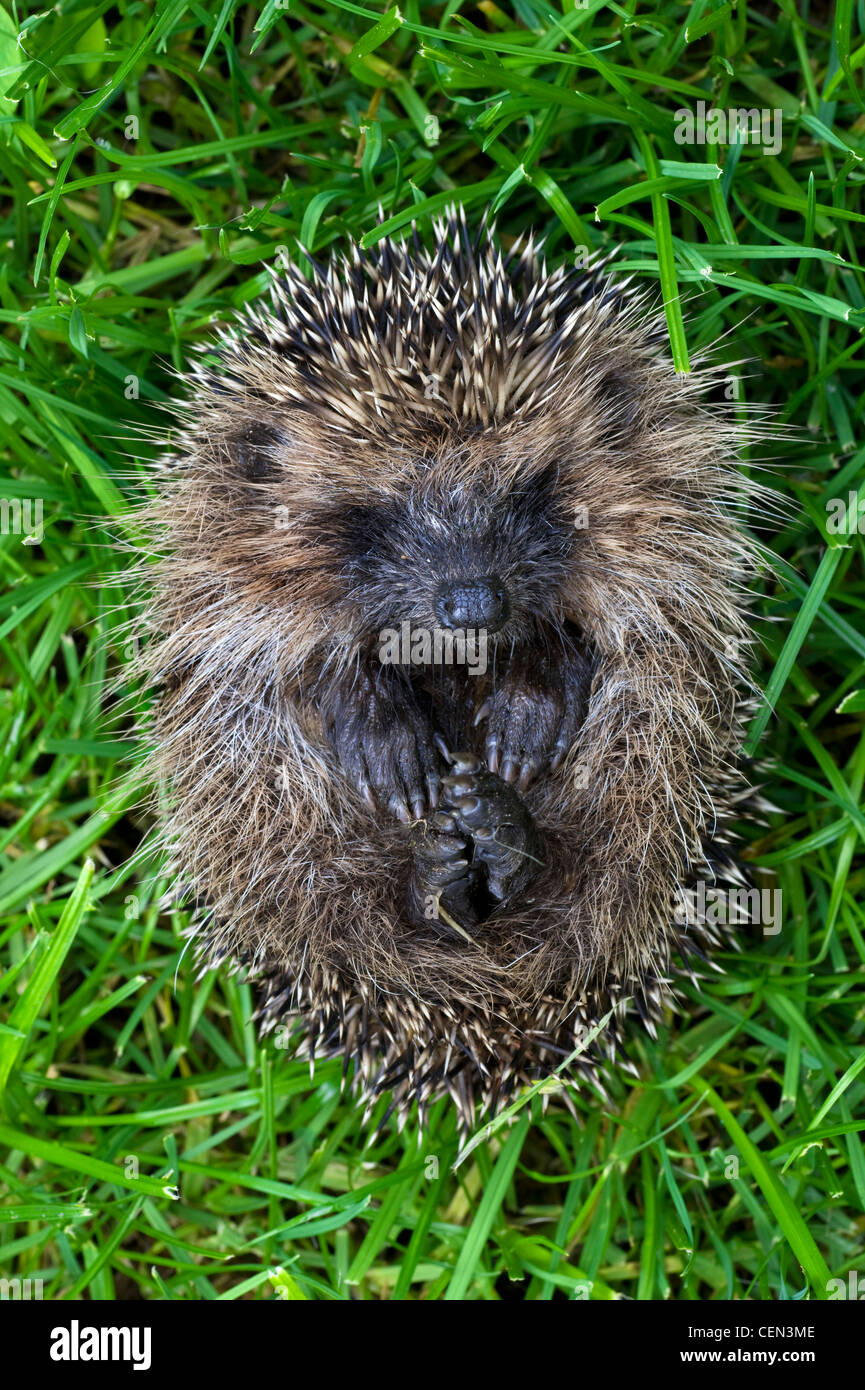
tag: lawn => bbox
[0,0,864,1302]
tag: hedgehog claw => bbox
[426,854,470,884]
[434,733,452,763]
[518,759,539,792]
[442,772,477,797]
[449,750,482,775]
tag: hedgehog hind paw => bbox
[407,810,482,938]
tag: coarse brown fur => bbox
[137,210,771,1129]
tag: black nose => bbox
[434,575,509,633]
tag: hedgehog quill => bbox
[142,210,769,1131]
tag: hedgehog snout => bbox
[434,575,509,634]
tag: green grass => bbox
[1,0,864,1302]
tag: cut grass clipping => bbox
[1,0,864,1301]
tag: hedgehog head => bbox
[168,210,747,681]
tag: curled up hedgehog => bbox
[140,209,767,1130]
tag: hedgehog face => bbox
[325,460,575,649]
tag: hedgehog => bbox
[139,209,768,1131]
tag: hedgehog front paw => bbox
[482,648,589,790]
[321,666,441,823]
[442,752,542,905]
[408,811,481,937]
[360,718,442,824]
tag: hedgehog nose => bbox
[435,575,509,634]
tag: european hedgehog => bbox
[142,210,766,1129]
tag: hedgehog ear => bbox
[232,422,287,481]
